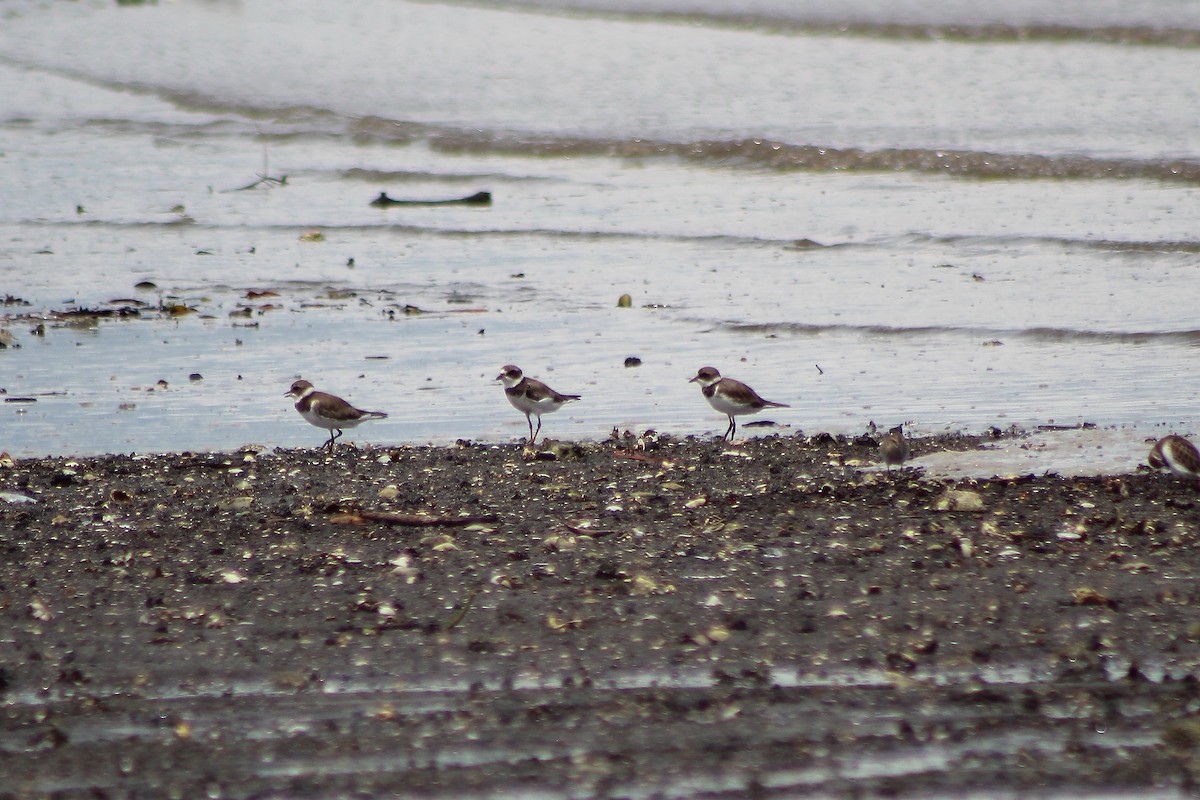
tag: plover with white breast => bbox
[496,364,581,444]
[285,379,387,450]
[1148,434,1200,480]
[689,366,789,441]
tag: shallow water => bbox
[1,0,1198,462]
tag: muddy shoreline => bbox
[3,431,1200,798]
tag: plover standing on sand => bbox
[879,425,911,470]
[496,365,581,444]
[286,380,387,450]
[689,366,789,441]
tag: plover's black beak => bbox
[688,376,699,383]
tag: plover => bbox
[1148,434,1200,480]
[879,425,911,470]
[496,364,581,444]
[285,379,387,450]
[689,366,789,441]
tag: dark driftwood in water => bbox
[370,190,492,208]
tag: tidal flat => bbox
[3,432,1200,798]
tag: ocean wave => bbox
[13,55,1200,186]
[23,213,1200,260]
[910,233,1200,254]
[19,217,800,252]
[456,0,1200,47]
[718,320,1200,344]
[69,109,1200,186]
[424,132,1200,185]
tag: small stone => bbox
[934,490,984,512]
[706,625,731,643]
[1071,587,1113,607]
[217,497,253,511]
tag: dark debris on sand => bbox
[3,432,1200,798]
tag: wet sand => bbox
[3,431,1200,798]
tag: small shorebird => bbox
[879,425,911,470]
[285,380,387,450]
[1148,434,1200,480]
[689,366,789,441]
[496,364,581,444]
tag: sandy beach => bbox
[4,2,1200,795]
[3,431,1199,797]
[5,0,1200,458]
